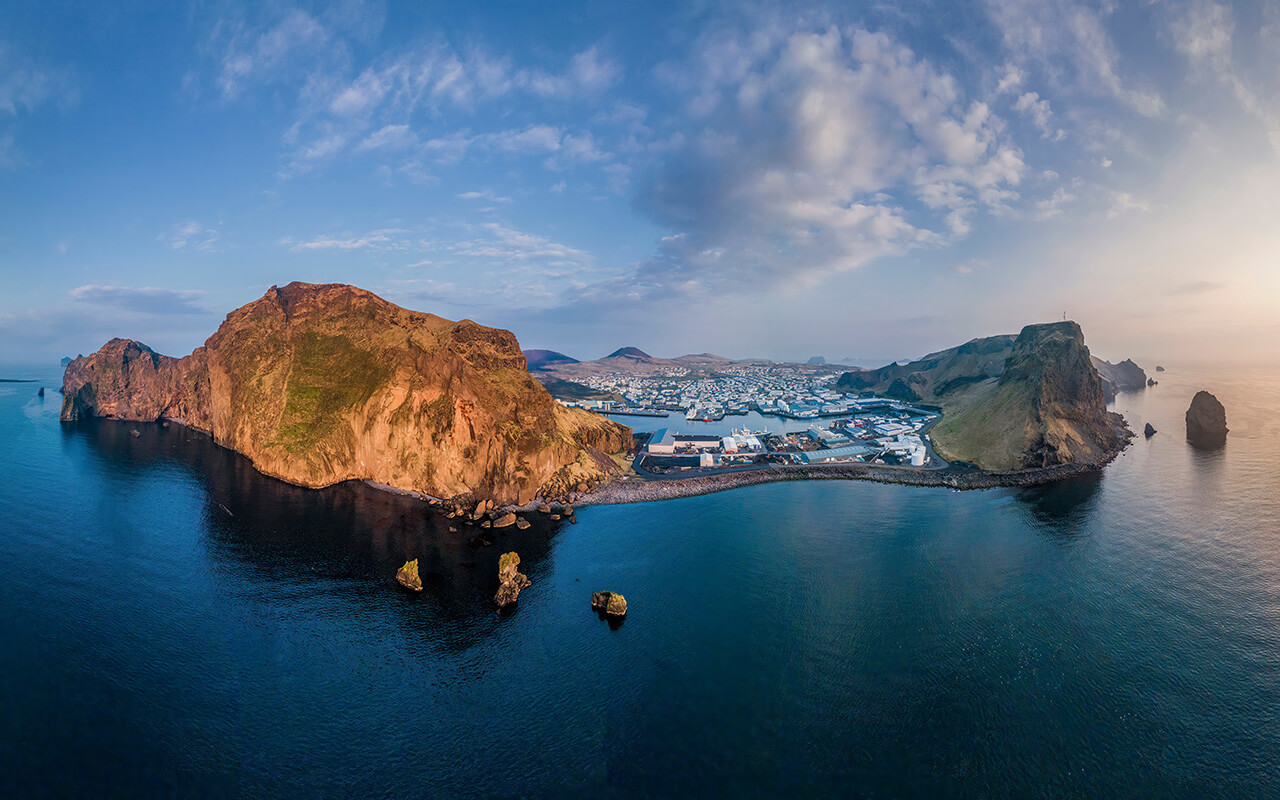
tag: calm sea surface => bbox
[2,363,1279,798]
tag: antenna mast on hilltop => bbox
[1062,311,1067,321]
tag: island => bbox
[61,282,631,506]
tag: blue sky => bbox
[3,0,1279,366]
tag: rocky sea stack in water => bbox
[494,552,531,608]
[60,282,630,505]
[1186,390,1228,447]
[396,559,423,592]
[836,321,1130,470]
[591,591,627,617]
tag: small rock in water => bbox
[396,559,423,592]
[130,429,141,438]
[37,387,45,397]
[591,591,627,618]
[515,517,531,530]
[494,552,532,608]
[1144,423,1157,438]
[492,512,517,528]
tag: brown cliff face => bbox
[837,321,1131,470]
[997,322,1131,469]
[61,282,630,505]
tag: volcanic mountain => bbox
[523,349,579,371]
[605,346,652,360]
[61,283,630,505]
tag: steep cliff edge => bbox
[836,321,1131,470]
[61,282,630,505]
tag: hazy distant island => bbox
[62,283,1136,510]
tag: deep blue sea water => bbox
[2,363,1279,798]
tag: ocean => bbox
[1,362,1278,798]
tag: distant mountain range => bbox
[526,345,846,379]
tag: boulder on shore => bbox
[396,559,423,591]
[591,591,628,617]
[492,511,517,528]
[515,517,531,530]
[1144,423,1157,438]
[494,551,532,608]
[1186,390,1228,446]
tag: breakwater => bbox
[576,458,1121,506]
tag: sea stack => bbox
[37,387,44,397]
[1144,423,1156,438]
[1186,391,1228,447]
[494,552,531,608]
[591,591,628,618]
[396,559,423,591]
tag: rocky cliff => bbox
[1091,357,1148,401]
[836,321,1131,470]
[61,282,630,505]
[835,333,1016,402]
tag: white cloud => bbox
[625,25,1033,298]
[985,0,1164,117]
[516,46,620,97]
[0,133,26,169]
[160,220,222,251]
[355,124,417,152]
[1168,0,1280,154]
[995,63,1024,95]
[285,228,408,251]
[216,10,329,100]
[1013,91,1065,140]
[0,42,78,114]
[457,189,512,203]
[1034,186,1076,219]
[453,223,592,265]
[69,285,207,314]
[1107,190,1150,218]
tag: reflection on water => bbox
[1016,472,1102,536]
[59,417,568,646]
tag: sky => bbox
[2,0,1279,367]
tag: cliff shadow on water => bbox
[58,417,570,647]
[1014,472,1103,538]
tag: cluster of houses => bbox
[641,408,936,473]
[576,364,846,419]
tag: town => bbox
[553,363,944,474]
[570,362,863,419]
